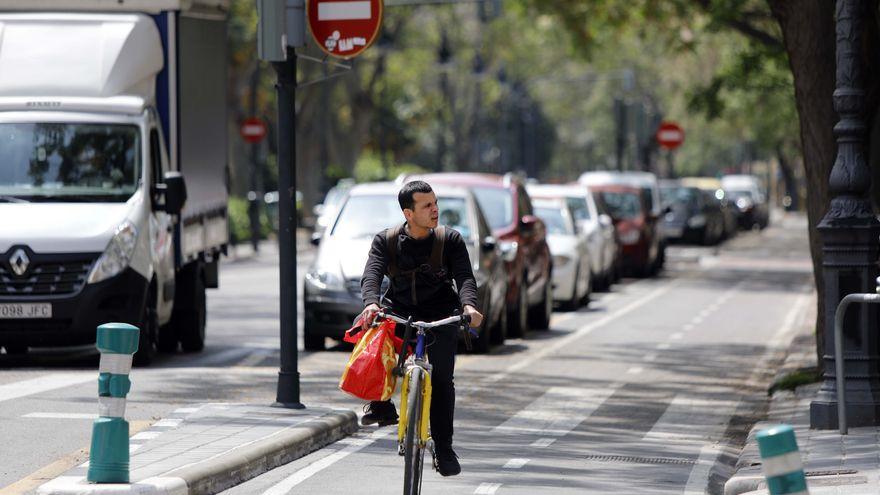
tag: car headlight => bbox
[552,255,572,267]
[305,268,344,291]
[499,240,518,263]
[87,221,139,284]
[688,215,706,228]
[619,230,640,245]
[735,198,753,210]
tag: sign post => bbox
[307,0,384,59]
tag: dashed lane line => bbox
[474,483,502,494]
[0,373,94,403]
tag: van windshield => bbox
[0,123,140,202]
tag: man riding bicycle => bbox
[359,180,483,477]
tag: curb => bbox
[38,410,359,495]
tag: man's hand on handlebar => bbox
[463,305,483,328]
[359,303,381,331]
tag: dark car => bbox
[591,184,658,276]
[721,175,770,230]
[659,184,726,245]
[405,173,553,336]
[303,182,508,353]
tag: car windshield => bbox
[534,206,572,235]
[600,191,641,219]
[331,194,472,239]
[661,187,699,207]
[472,186,513,230]
[0,123,140,202]
[566,196,591,221]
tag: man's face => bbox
[404,191,439,230]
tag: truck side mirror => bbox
[162,172,188,215]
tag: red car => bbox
[405,173,553,336]
[591,184,659,276]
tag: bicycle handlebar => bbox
[376,311,470,329]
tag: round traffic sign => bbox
[656,121,685,150]
[307,0,384,60]
[240,117,267,144]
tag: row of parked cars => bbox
[302,170,685,353]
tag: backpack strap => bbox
[429,225,446,273]
[385,223,404,277]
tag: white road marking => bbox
[530,438,556,448]
[130,444,143,453]
[627,367,643,374]
[692,316,704,324]
[173,407,200,414]
[683,323,695,331]
[474,483,502,494]
[643,395,739,441]
[643,353,658,362]
[487,281,681,384]
[503,458,530,469]
[657,343,671,350]
[260,430,393,494]
[493,386,615,436]
[131,431,161,441]
[23,412,96,419]
[670,332,684,340]
[0,373,93,403]
[153,418,183,428]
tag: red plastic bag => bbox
[338,318,404,401]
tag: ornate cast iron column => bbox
[810,0,880,429]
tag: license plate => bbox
[0,303,52,319]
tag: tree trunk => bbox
[769,0,838,372]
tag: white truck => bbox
[0,1,229,363]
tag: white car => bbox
[531,198,592,310]
[527,183,616,289]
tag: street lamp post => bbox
[810,0,880,429]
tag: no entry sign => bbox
[656,121,685,150]
[307,0,384,59]
[240,117,267,144]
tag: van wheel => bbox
[134,287,158,366]
[173,263,206,353]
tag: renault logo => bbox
[9,249,29,276]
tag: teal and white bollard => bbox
[756,424,809,495]
[87,323,139,483]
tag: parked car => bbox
[677,177,738,239]
[312,178,355,236]
[527,183,616,290]
[591,184,658,276]
[403,173,553,335]
[531,198,592,310]
[304,182,508,353]
[579,171,666,273]
[721,174,770,230]
[659,182,725,245]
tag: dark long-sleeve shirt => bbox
[361,225,478,321]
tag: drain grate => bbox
[805,469,858,477]
[583,454,696,465]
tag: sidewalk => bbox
[725,333,880,494]
[37,404,357,495]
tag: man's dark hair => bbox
[398,180,433,211]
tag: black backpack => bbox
[384,223,447,306]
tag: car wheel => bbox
[491,300,507,345]
[529,276,553,330]
[134,287,158,366]
[304,320,325,351]
[157,323,178,353]
[581,267,593,306]
[563,267,580,312]
[507,278,529,338]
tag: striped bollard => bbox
[87,323,139,483]
[756,424,809,495]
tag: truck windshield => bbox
[0,123,140,202]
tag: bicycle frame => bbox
[397,326,433,448]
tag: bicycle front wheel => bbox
[403,368,424,495]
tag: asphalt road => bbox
[0,213,814,494]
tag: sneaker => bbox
[361,401,398,427]
[434,446,461,477]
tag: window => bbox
[566,196,590,221]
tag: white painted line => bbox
[474,483,502,494]
[130,443,143,453]
[487,281,682,383]
[23,412,96,419]
[131,431,161,441]
[657,343,671,350]
[643,353,658,362]
[531,438,556,448]
[683,323,695,331]
[643,395,739,442]
[626,367,643,374]
[493,386,615,436]
[692,316,704,324]
[261,430,393,495]
[174,407,200,414]
[683,443,722,494]
[670,332,683,340]
[0,373,93,403]
[317,1,371,21]
[153,418,183,428]
[503,458,530,469]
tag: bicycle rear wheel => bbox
[403,368,424,495]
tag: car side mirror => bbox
[310,232,322,247]
[481,236,496,252]
[153,172,187,215]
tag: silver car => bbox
[531,198,593,310]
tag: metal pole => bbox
[248,64,262,253]
[273,47,303,408]
[834,290,880,434]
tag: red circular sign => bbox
[307,0,384,60]
[656,121,685,150]
[240,118,267,144]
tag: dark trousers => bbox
[380,323,457,449]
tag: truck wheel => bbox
[173,263,206,353]
[303,321,325,351]
[134,288,159,366]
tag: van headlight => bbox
[305,268,344,291]
[87,222,139,284]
